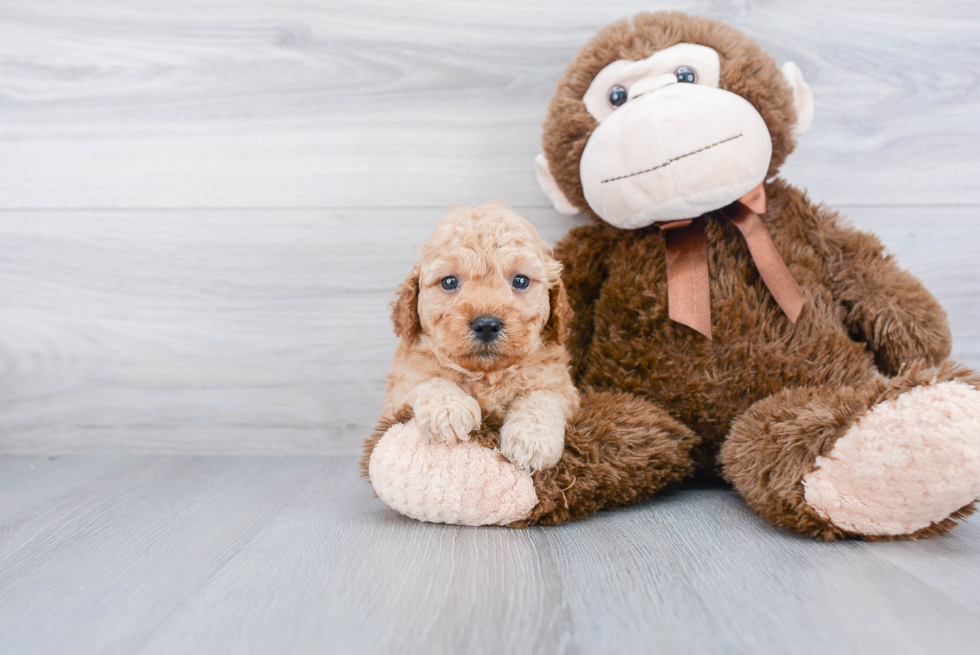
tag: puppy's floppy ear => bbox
[391,266,421,342]
[544,276,573,345]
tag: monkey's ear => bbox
[544,276,573,345]
[535,153,580,215]
[781,62,814,136]
[391,267,421,343]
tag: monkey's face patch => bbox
[578,43,773,229]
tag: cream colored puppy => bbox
[382,202,579,471]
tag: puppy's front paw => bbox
[414,391,481,444]
[501,415,565,472]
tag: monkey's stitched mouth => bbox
[600,133,743,184]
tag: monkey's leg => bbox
[362,390,699,527]
[720,363,980,540]
[511,389,699,526]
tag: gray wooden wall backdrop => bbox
[1,0,978,454]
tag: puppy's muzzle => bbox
[470,315,503,344]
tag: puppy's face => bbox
[393,204,570,372]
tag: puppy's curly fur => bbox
[382,202,579,471]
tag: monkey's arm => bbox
[810,207,951,375]
[553,224,615,380]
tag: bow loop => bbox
[658,184,804,339]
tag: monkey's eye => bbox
[512,275,530,290]
[675,66,697,84]
[608,85,628,107]
[440,276,458,290]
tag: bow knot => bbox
[658,184,805,339]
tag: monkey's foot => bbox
[368,420,537,526]
[803,381,980,536]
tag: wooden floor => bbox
[3,1,980,653]
[2,455,979,655]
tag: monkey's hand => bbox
[410,378,482,445]
[501,391,566,472]
[851,292,952,376]
[814,205,952,376]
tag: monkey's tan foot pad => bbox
[368,420,537,526]
[803,381,980,537]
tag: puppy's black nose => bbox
[471,316,503,343]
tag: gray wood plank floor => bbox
[2,455,978,655]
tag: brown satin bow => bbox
[658,184,804,339]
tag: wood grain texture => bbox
[545,487,980,654]
[1,0,979,208]
[1,205,977,454]
[0,455,131,523]
[1,455,978,655]
[0,456,325,655]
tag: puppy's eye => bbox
[608,85,628,107]
[440,276,458,290]
[512,275,530,290]
[675,66,697,84]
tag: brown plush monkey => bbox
[365,12,980,540]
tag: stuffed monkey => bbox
[365,12,980,540]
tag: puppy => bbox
[382,202,579,471]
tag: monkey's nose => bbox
[471,316,503,343]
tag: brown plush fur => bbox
[515,389,700,526]
[559,177,951,457]
[541,12,971,539]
